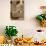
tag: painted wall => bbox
[0,0,46,41]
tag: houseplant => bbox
[5,26,18,43]
[36,14,46,27]
[36,6,46,27]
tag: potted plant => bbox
[36,6,46,27]
[5,26,18,43]
[36,14,46,27]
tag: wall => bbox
[0,0,46,41]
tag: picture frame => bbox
[10,0,24,20]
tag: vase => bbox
[41,20,46,27]
[11,36,17,44]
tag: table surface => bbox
[14,43,46,46]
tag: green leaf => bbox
[36,15,44,21]
[5,26,18,38]
[44,15,46,20]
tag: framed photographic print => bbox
[10,0,24,20]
